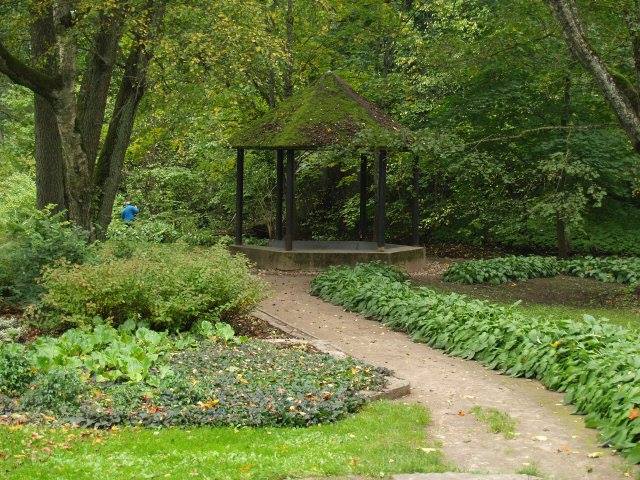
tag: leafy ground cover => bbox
[311,263,640,462]
[443,255,640,287]
[443,256,561,285]
[0,322,387,429]
[0,401,447,480]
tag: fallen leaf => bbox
[420,447,438,453]
[587,452,603,458]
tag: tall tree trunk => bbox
[94,47,147,235]
[30,9,67,213]
[52,2,93,234]
[556,75,572,258]
[93,3,166,237]
[76,13,124,173]
[547,0,640,152]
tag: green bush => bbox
[443,256,561,284]
[38,244,265,331]
[0,206,89,307]
[0,343,34,395]
[311,263,640,462]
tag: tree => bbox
[0,1,165,237]
[546,0,640,153]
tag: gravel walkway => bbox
[259,273,634,480]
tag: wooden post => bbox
[235,148,244,245]
[285,149,295,251]
[411,156,420,246]
[376,149,387,249]
[359,154,368,241]
[276,149,284,240]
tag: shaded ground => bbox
[412,259,640,329]
[260,273,636,480]
[227,314,293,339]
[416,274,638,309]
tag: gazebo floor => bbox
[229,240,425,271]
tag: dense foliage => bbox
[311,263,640,462]
[444,255,640,286]
[38,244,265,332]
[0,174,89,308]
[0,323,386,428]
[3,0,640,255]
[443,256,561,285]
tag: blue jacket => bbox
[121,205,139,222]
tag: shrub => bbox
[38,244,265,331]
[311,263,640,462]
[0,343,34,395]
[0,206,89,307]
[443,256,561,284]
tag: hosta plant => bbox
[311,263,640,463]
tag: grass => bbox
[469,406,517,439]
[0,401,448,480]
[415,276,640,331]
[516,303,640,331]
[516,463,543,477]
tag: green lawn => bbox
[0,401,448,480]
[415,276,640,330]
[515,303,640,330]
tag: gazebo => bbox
[228,73,425,270]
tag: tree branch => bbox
[467,124,617,148]
[0,40,61,100]
[546,0,640,151]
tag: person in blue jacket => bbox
[121,200,140,223]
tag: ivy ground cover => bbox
[0,322,386,429]
[311,263,640,462]
[0,401,447,480]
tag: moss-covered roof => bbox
[230,73,410,150]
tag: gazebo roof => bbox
[230,73,410,150]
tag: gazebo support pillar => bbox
[285,149,295,251]
[275,149,284,240]
[359,154,368,241]
[235,148,244,245]
[376,149,387,249]
[411,156,420,246]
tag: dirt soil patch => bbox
[226,315,292,339]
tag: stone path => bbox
[259,274,635,480]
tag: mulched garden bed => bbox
[226,315,292,339]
